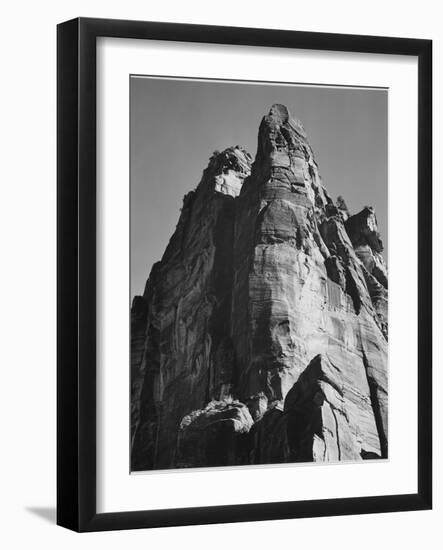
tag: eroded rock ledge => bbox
[131,104,388,470]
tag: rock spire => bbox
[131,104,388,470]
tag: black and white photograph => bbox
[0,1,436,543]
[130,77,389,472]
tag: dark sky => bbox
[130,77,387,299]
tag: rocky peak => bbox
[336,195,350,221]
[346,206,384,253]
[247,104,332,212]
[203,146,252,197]
[131,104,389,471]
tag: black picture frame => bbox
[57,17,432,532]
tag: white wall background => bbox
[0,0,440,547]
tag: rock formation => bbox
[131,104,388,471]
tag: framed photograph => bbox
[57,17,432,532]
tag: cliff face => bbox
[131,105,388,470]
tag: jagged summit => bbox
[269,103,291,123]
[131,105,388,471]
[207,145,252,175]
[346,206,384,253]
[267,103,308,137]
[205,146,252,197]
[247,104,332,213]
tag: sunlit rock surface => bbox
[131,105,388,470]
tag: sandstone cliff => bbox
[131,104,388,470]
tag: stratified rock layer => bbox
[131,105,388,470]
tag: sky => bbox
[130,77,387,299]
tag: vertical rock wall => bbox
[131,105,388,470]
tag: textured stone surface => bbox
[131,105,388,470]
[177,400,253,468]
[284,354,381,462]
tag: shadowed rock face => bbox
[177,400,253,468]
[131,105,388,470]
